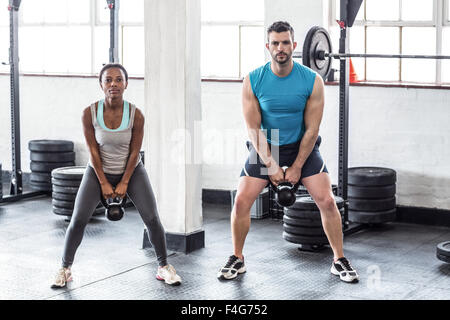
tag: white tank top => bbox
[88,101,141,174]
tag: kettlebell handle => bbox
[269,180,301,193]
[100,193,127,208]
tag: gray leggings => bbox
[61,162,168,267]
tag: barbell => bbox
[294,26,450,79]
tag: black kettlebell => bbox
[272,181,299,207]
[101,195,127,221]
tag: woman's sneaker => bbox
[156,264,182,286]
[51,267,72,289]
[217,255,246,280]
[330,257,359,283]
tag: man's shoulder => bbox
[249,62,270,78]
[293,61,317,76]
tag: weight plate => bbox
[348,208,396,224]
[436,241,450,257]
[348,167,397,186]
[51,166,86,180]
[290,195,344,211]
[30,151,75,163]
[302,26,333,80]
[51,178,82,188]
[282,231,328,245]
[284,208,320,219]
[52,192,77,202]
[29,140,74,152]
[284,207,344,219]
[30,161,75,173]
[348,196,396,212]
[52,199,75,209]
[436,253,450,263]
[283,214,322,227]
[283,223,326,236]
[30,172,52,183]
[52,185,79,195]
[30,181,52,191]
[348,184,396,199]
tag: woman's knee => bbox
[67,218,89,234]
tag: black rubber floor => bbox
[1,191,450,300]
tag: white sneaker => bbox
[217,255,246,280]
[330,257,359,283]
[156,264,182,286]
[51,267,72,289]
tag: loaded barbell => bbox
[294,26,450,79]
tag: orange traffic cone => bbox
[349,58,358,83]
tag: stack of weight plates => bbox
[282,195,344,246]
[348,167,397,224]
[51,166,104,217]
[436,241,450,263]
[295,184,338,196]
[29,140,75,192]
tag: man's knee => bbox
[315,193,337,213]
[233,192,255,218]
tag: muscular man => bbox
[218,21,359,283]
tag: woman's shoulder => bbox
[129,103,143,117]
[82,101,99,120]
[134,106,144,122]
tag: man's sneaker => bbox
[331,257,359,283]
[51,267,72,289]
[217,255,246,280]
[156,264,182,286]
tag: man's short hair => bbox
[99,63,129,83]
[267,21,295,42]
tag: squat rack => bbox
[1,0,120,203]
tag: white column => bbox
[143,0,203,250]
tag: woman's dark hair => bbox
[99,63,129,83]
[267,21,295,42]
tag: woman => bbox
[52,63,181,288]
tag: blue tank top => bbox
[249,61,317,146]
[97,99,130,131]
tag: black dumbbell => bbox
[271,181,300,207]
[100,195,127,221]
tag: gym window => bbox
[200,0,265,79]
[329,0,450,84]
[0,0,144,77]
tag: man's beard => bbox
[274,53,291,64]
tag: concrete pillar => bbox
[142,0,203,253]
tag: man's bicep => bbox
[242,76,261,128]
[304,75,325,131]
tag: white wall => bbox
[2,74,450,210]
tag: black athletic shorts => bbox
[240,135,328,186]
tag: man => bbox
[217,21,359,283]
